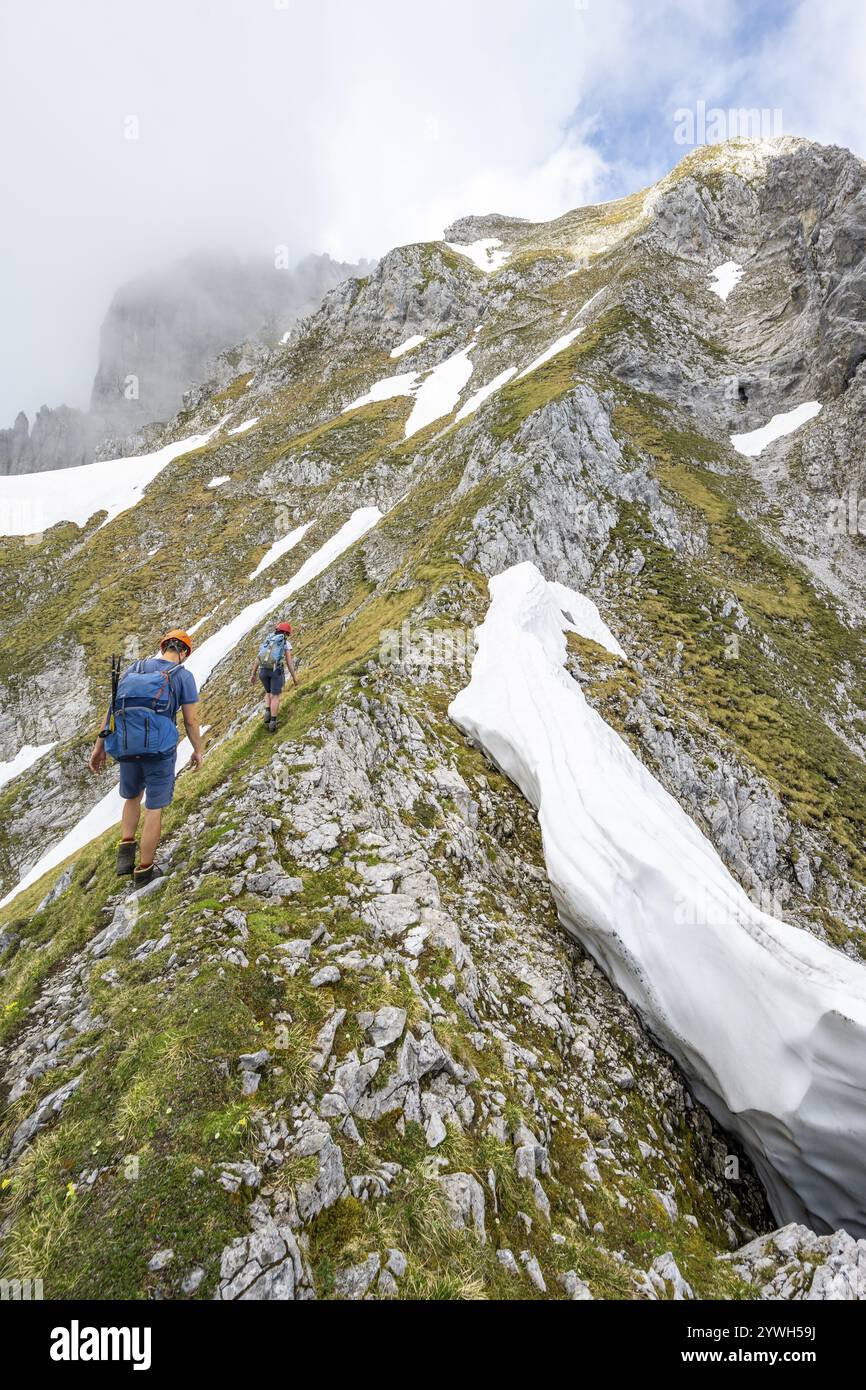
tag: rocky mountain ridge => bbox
[1,135,865,1299]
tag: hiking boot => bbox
[133,862,165,890]
[263,711,272,727]
[268,717,277,733]
[116,840,136,876]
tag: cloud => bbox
[744,0,866,151]
[453,128,611,226]
[1,0,865,425]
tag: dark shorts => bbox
[119,753,177,810]
[258,665,285,695]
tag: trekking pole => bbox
[108,655,120,733]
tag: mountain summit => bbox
[2,136,866,1300]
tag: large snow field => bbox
[390,334,425,359]
[0,421,227,536]
[341,371,419,415]
[248,521,313,580]
[404,344,475,437]
[342,343,477,438]
[450,561,866,1236]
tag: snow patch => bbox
[1,785,129,907]
[182,509,378,692]
[390,334,425,359]
[405,345,475,438]
[207,476,231,489]
[445,238,510,273]
[343,340,477,436]
[0,423,226,537]
[187,611,213,636]
[450,561,866,1237]
[517,327,584,379]
[708,261,743,302]
[0,742,58,793]
[517,290,603,379]
[249,521,313,580]
[546,579,626,658]
[342,371,418,414]
[0,508,383,910]
[455,367,518,422]
[228,418,259,435]
[731,401,822,457]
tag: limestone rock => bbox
[437,1172,486,1242]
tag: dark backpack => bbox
[258,632,287,671]
[104,661,182,762]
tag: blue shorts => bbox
[119,753,177,810]
[258,665,285,695]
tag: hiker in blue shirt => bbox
[250,620,297,732]
[89,629,203,887]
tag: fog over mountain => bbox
[4,0,866,428]
[0,252,368,474]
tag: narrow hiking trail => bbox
[0,507,382,910]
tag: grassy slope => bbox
[2,164,862,1295]
[0,637,759,1300]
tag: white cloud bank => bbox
[3,1,866,424]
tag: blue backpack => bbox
[258,632,286,671]
[104,661,182,762]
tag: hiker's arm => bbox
[89,733,107,773]
[89,704,111,772]
[249,659,259,686]
[182,703,204,769]
[286,652,298,687]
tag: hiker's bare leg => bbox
[121,794,142,841]
[271,694,281,717]
[140,808,162,866]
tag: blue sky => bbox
[562,0,865,203]
[2,0,865,422]
[575,8,788,191]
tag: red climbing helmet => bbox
[275,621,292,635]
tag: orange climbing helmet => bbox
[275,622,292,636]
[160,628,193,658]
